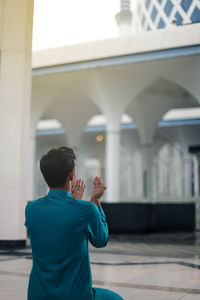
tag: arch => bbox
[154,142,184,198]
[153,133,174,156]
[162,56,200,104]
[38,91,102,147]
[125,77,199,144]
[33,118,68,198]
[86,69,160,124]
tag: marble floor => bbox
[1,232,200,300]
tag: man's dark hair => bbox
[40,147,76,188]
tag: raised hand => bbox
[90,176,106,207]
[71,178,86,200]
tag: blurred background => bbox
[1,1,200,299]
[31,0,200,234]
[1,0,200,245]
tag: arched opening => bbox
[154,107,200,201]
[153,142,199,200]
[79,113,137,201]
[34,118,67,198]
[123,78,200,202]
[31,93,103,200]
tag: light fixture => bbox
[96,135,104,142]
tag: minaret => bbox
[115,0,133,36]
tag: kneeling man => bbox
[25,147,123,300]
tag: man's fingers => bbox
[99,177,104,185]
[74,178,85,191]
[93,176,98,186]
[71,177,76,188]
[93,176,104,186]
[81,180,85,190]
[76,179,81,187]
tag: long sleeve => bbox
[24,203,30,230]
[88,203,109,248]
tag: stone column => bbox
[73,146,81,176]
[28,134,37,201]
[141,144,154,202]
[195,152,200,230]
[0,0,33,247]
[106,126,120,203]
[182,148,192,198]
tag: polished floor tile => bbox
[1,232,200,300]
[93,284,186,300]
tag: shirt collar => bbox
[47,189,72,199]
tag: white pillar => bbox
[0,0,33,245]
[141,144,153,202]
[73,146,81,176]
[183,148,192,198]
[195,152,200,230]
[28,134,36,201]
[195,154,200,198]
[106,128,120,202]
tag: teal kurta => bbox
[25,189,109,300]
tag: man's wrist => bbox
[90,197,101,207]
[96,201,101,207]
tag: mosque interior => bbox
[0,0,200,299]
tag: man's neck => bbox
[50,181,71,193]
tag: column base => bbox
[0,240,26,250]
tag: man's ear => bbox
[68,168,75,181]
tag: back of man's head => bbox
[40,147,76,188]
